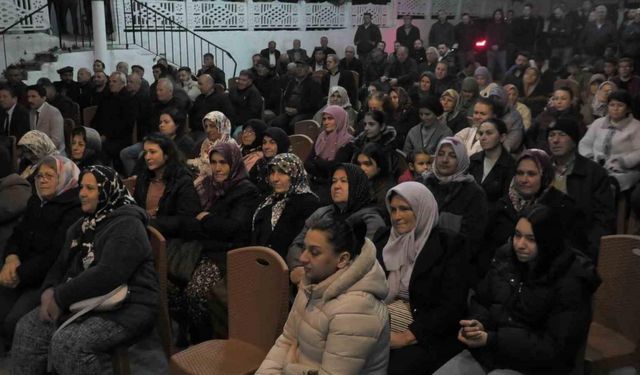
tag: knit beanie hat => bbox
[548,118,580,145]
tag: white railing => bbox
[119,0,396,31]
[0,0,50,32]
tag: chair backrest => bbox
[294,120,321,142]
[395,149,408,175]
[147,226,173,359]
[227,77,238,91]
[351,70,360,89]
[226,246,289,353]
[63,118,75,155]
[214,83,226,94]
[0,136,17,174]
[122,176,137,195]
[84,127,102,152]
[593,235,640,345]
[83,105,98,128]
[289,134,314,162]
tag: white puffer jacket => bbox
[257,239,390,375]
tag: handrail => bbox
[126,0,238,77]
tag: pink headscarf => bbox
[314,105,353,161]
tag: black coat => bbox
[282,75,323,116]
[396,25,421,51]
[189,91,235,133]
[565,154,615,262]
[228,84,263,127]
[251,192,320,259]
[443,112,469,134]
[197,66,226,89]
[422,176,488,245]
[321,69,358,107]
[5,188,82,287]
[92,88,137,142]
[260,48,281,64]
[403,229,470,372]
[0,103,30,140]
[468,244,599,374]
[133,167,201,238]
[469,148,516,204]
[182,179,259,260]
[339,58,363,80]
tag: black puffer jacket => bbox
[134,166,201,238]
[5,188,82,287]
[468,243,599,374]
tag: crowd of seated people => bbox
[1,2,640,373]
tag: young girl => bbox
[398,150,432,183]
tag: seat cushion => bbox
[170,338,266,375]
[586,322,637,361]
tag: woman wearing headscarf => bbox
[385,86,420,149]
[17,130,58,181]
[421,137,488,249]
[187,111,238,188]
[409,71,436,103]
[458,77,480,118]
[504,84,532,130]
[383,182,470,375]
[313,86,358,128]
[287,163,387,284]
[474,66,492,96]
[238,119,268,173]
[486,149,583,273]
[249,127,291,198]
[0,155,82,341]
[11,165,160,375]
[418,47,439,73]
[435,204,599,375]
[356,142,396,211]
[252,153,320,259]
[306,105,354,202]
[179,142,260,342]
[519,66,549,118]
[69,127,104,169]
[582,80,617,125]
[440,89,469,133]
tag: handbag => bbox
[167,238,203,286]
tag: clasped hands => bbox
[39,287,62,322]
[458,319,488,348]
[0,255,21,288]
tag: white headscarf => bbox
[383,181,439,302]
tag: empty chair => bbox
[294,119,321,142]
[586,235,640,371]
[169,246,289,375]
[288,134,314,162]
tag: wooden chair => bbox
[395,149,408,175]
[122,176,137,195]
[83,105,98,128]
[289,134,314,162]
[227,77,238,91]
[84,127,102,153]
[112,227,172,375]
[169,246,289,375]
[214,83,226,94]
[294,119,321,142]
[63,118,75,155]
[586,235,640,371]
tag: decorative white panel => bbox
[189,1,247,30]
[125,0,186,29]
[0,0,50,32]
[397,0,426,16]
[252,2,299,29]
[306,2,345,28]
[352,4,390,27]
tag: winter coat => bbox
[252,192,321,260]
[468,244,599,374]
[5,188,82,287]
[257,239,390,375]
[468,148,516,204]
[620,21,640,59]
[547,16,574,47]
[0,174,31,252]
[385,228,470,373]
[354,23,382,55]
[92,88,137,142]
[133,167,201,238]
[565,154,615,262]
[182,179,260,260]
[486,22,507,50]
[42,205,159,336]
[229,84,263,127]
[403,122,452,156]
[429,21,455,47]
[579,21,617,57]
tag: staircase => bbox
[0,0,237,81]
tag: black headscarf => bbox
[263,127,290,157]
[332,163,374,218]
[73,165,136,270]
[241,119,268,155]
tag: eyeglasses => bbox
[242,128,255,134]
[36,173,57,181]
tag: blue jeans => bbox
[120,142,143,177]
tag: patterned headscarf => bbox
[508,149,554,212]
[441,89,461,120]
[252,153,315,230]
[314,105,353,161]
[383,182,439,302]
[200,142,247,210]
[199,111,234,159]
[428,137,475,184]
[35,155,80,201]
[18,130,58,161]
[326,86,352,108]
[72,165,136,270]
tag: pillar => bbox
[92,0,109,68]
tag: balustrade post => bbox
[455,0,462,21]
[386,0,395,28]
[344,0,351,29]
[298,0,306,31]
[246,0,253,31]
[184,0,190,29]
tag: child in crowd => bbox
[398,150,432,183]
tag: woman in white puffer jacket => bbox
[257,218,390,375]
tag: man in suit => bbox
[286,39,309,63]
[339,46,363,79]
[38,78,80,126]
[260,41,281,69]
[4,65,28,107]
[322,54,358,106]
[0,84,30,141]
[26,84,65,153]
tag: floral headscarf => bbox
[200,111,233,154]
[18,130,58,160]
[72,165,136,269]
[315,105,353,161]
[35,155,80,201]
[200,142,246,210]
[428,137,475,184]
[508,149,554,212]
[326,86,352,108]
[252,153,316,230]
